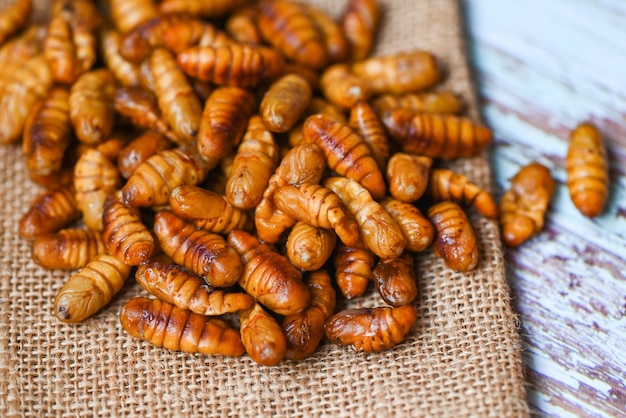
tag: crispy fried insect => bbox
[288,97,347,147]
[120,297,245,356]
[123,146,209,207]
[373,254,418,307]
[352,50,440,94]
[55,253,131,323]
[0,23,43,69]
[225,115,279,210]
[51,0,101,31]
[163,19,233,54]
[333,242,375,299]
[283,269,336,360]
[0,0,32,46]
[150,48,203,146]
[428,168,497,218]
[225,5,261,45]
[119,14,193,63]
[19,187,80,239]
[381,109,493,159]
[341,0,379,62]
[372,91,464,115]
[197,86,256,165]
[325,176,405,259]
[102,192,154,266]
[566,122,609,218]
[500,162,555,248]
[177,44,284,87]
[154,210,242,287]
[386,152,432,203]
[304,113,386,199]
[169,185,251,234]
[273,183,361,247]
[261,74,312,133]
[44,16,81,84]
[117,130,174,179]
[0,54,52,144]
[110,0,158,34]
[228,229,310,316]
[32,228,105,270]
[286,221,337,271]
[304,3,348,63]
[113,86,177,141]
[135,261,254,316]
[101,28,142,87]
[258,0,328,69]
[349,100,388,171]
[325,305,416,352]
[74,148,121,231]
[159,0,249,17]
[22,87,71,179]
[320,64,371,110]
[69,69,116,145]
[254,143,326,243]
[138,58,155,93]
[428,201,478,271]
[381,198,434,252]
[95,134,130,161]
[239,302,287,366]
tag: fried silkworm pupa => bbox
[0,0,32,45]
[261,74,312,133]
[320,64,371,110]
[352,50,440,94]
[225,5,262,45]
[325,176,405,259]
[117,130,175,179]
[500,162,555,248]
[428,168,498,218]
[225,115,279,210]
[381,198,434,253]
[122,146,209,207]
[228,229,310,316]
[349,100,389,172]
[286,221,337,271]
[154,210,242,288]
[113,86,177,141]
[163,19,233,54]
[273,182,361,247]
[341,0,379,62]
[258,0,328,69]
[51,0,101,31]
[254,142,326,243]
[100,28,142,87]
[197,86,256,166]
[110,0,158,34]
[373,254,418,307]
[169,185,251,234]
[55,253,131,323]
[102,191,154,266]
[333,242,375,299]
[239,302,286,366]
[32,228,105,270]
[325,305,417,352]
[22,87,71,179]
[74,148,121,231]
[159,0,249,18]
[372,91,464,115]
[304,113,385,200]
[120,297,245,356]
[386,152,432,203]
[69,69,116,145]
[566,122,609,218]
[135,261,254,316]
[381,109,493,159]
[303,3,348,63]
[0,54,52,145]
[19,187,80,239]
[283,269,336,360]
[428,201,478,272]
[0,24,44,71]
[288,97,347,147]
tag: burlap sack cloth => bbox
[0,0,529,416]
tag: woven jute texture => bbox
[0,0,529,416]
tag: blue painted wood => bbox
[465,0,626,416]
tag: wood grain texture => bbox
[465,0,626,416]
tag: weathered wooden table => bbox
[465,0,626,416]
